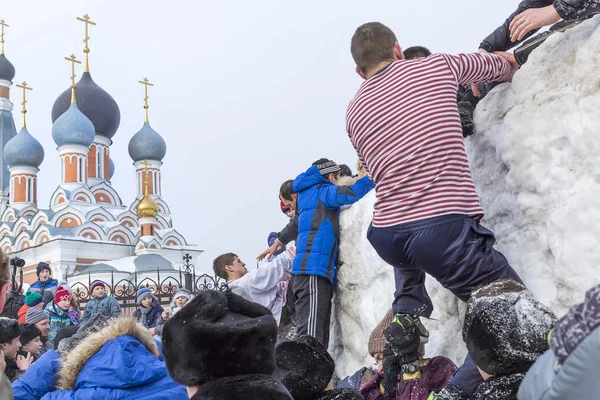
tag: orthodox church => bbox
[0,16,201,286]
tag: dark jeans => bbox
[367,214,523,394]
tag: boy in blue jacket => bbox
[259,159,374,348]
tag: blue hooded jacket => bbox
[291,166,374,284]
[13,350,62,400]
[40,318,186,400]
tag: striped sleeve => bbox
[442,52,512,86]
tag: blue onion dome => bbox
[51,72,120,139]
[109,158,115,179]
[52,103,95,148]
[128,122,167,162]
[4,127,44,168]
[0,54,15,82]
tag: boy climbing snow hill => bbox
[214,247,295,326]
[258,159,374,347]
[346,22,524,395]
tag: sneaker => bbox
[392,313,429,344]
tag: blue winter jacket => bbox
[291,166,374,284]
[40,334,186,400]
[13,350,62,400]
[28,279,59,304]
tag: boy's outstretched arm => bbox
[257,216,297,261]
[321,176,375,209]
[250,248,295,292]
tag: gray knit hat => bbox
[26,307,49,325]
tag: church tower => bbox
[0,20,17,214]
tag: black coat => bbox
[132,299,163,328]
[479,0,600,53]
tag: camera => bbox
[10,257,24,269]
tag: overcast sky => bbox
[3,0,517,273]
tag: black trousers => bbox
[291,274,334,349]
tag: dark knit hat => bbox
[24,292,43,307]
[36,262,51,277]
[53,326,80,351]
[54,286,72,304]
[312,158,341,176]
[25,307,49,325]
[339,164,353,178]
[369,309,393,357]
[463,280,557,376]
[90,280,105,292]
[315,388,364,400]
[18,324,41,346]
[0,318,22,344]
[162,289,278,387]
[136,287,153,304]
[274,335,335,400]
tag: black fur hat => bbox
[315,388,364,400]
[192,374,293,399]
[0,318,21,344]
[274,335,335,400]
[162,289,278,386]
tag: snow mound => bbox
[332,16,600,378]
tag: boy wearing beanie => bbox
[17,292,44,324]
[154,288,193,337]
[44,286,78,344]
[18,324,42,360]
[133,288,164,333]
[0,318,33,381]
[28,263,59,305]
[360,311,456,400]
[162,289,293,399]
[81,280,121,323]
[431,280,557,400]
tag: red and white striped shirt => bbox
[346,53,511,227]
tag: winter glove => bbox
[383,315,421,365]
[427,383,469,400]
[458,101,475,138]
[381,343,401,396]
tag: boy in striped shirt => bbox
[346,22,524,396]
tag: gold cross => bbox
[65,54,82,103]
[0,20,8,55]
[76,14,96,72]
[138,78,154,123]
[15,81,32,128]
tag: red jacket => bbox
[17,304,30,324]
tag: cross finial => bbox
[0,20,8,55]
[138,78,154,123]
[65,54,82,104]
[76,14,96,73]
[15,82,32,129]
[142,160,150,196]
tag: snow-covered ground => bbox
[332,16,600,378]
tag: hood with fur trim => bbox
[54,317,185,399]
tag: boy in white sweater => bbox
[213,247,295,325]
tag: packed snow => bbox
[331,15,600,378]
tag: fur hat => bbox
[19,323,41,346]
[369,309,393,357]
[90,280,105,292]
[25,307,49,325]
[25,292,43,307]
[54,286,72,304]
[315,388,364,400]
[36,262,51,277]
[463,280,557,376]
[136,287,154,305]
[274,335,335,400]
[191,375,293,400]
[162,289,278,387]
[0,318,22,344]
[56,314,110,355]
[312,158,341,176]
[53,326,80,351]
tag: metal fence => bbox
[70,254,228,314]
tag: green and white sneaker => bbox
[392,313,430,344]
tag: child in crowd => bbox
[359,310,456,399]
[162,290,293,399]
[432,280,557,400]
[0,318,33,382]
[275,335,363,399]
[133,288,164,333]
[17,292,43,324]
[259,158,374,348]
[82,280,122,322]
[28,263,59,305]
[214,246,295,326]
[45,286,79,344]
[18,323,43,361]
[154,288,193,337]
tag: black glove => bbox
[381,344,401,395]
[383,316,420,365]
[458,101,475,138]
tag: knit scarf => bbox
[138,305,152,327]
